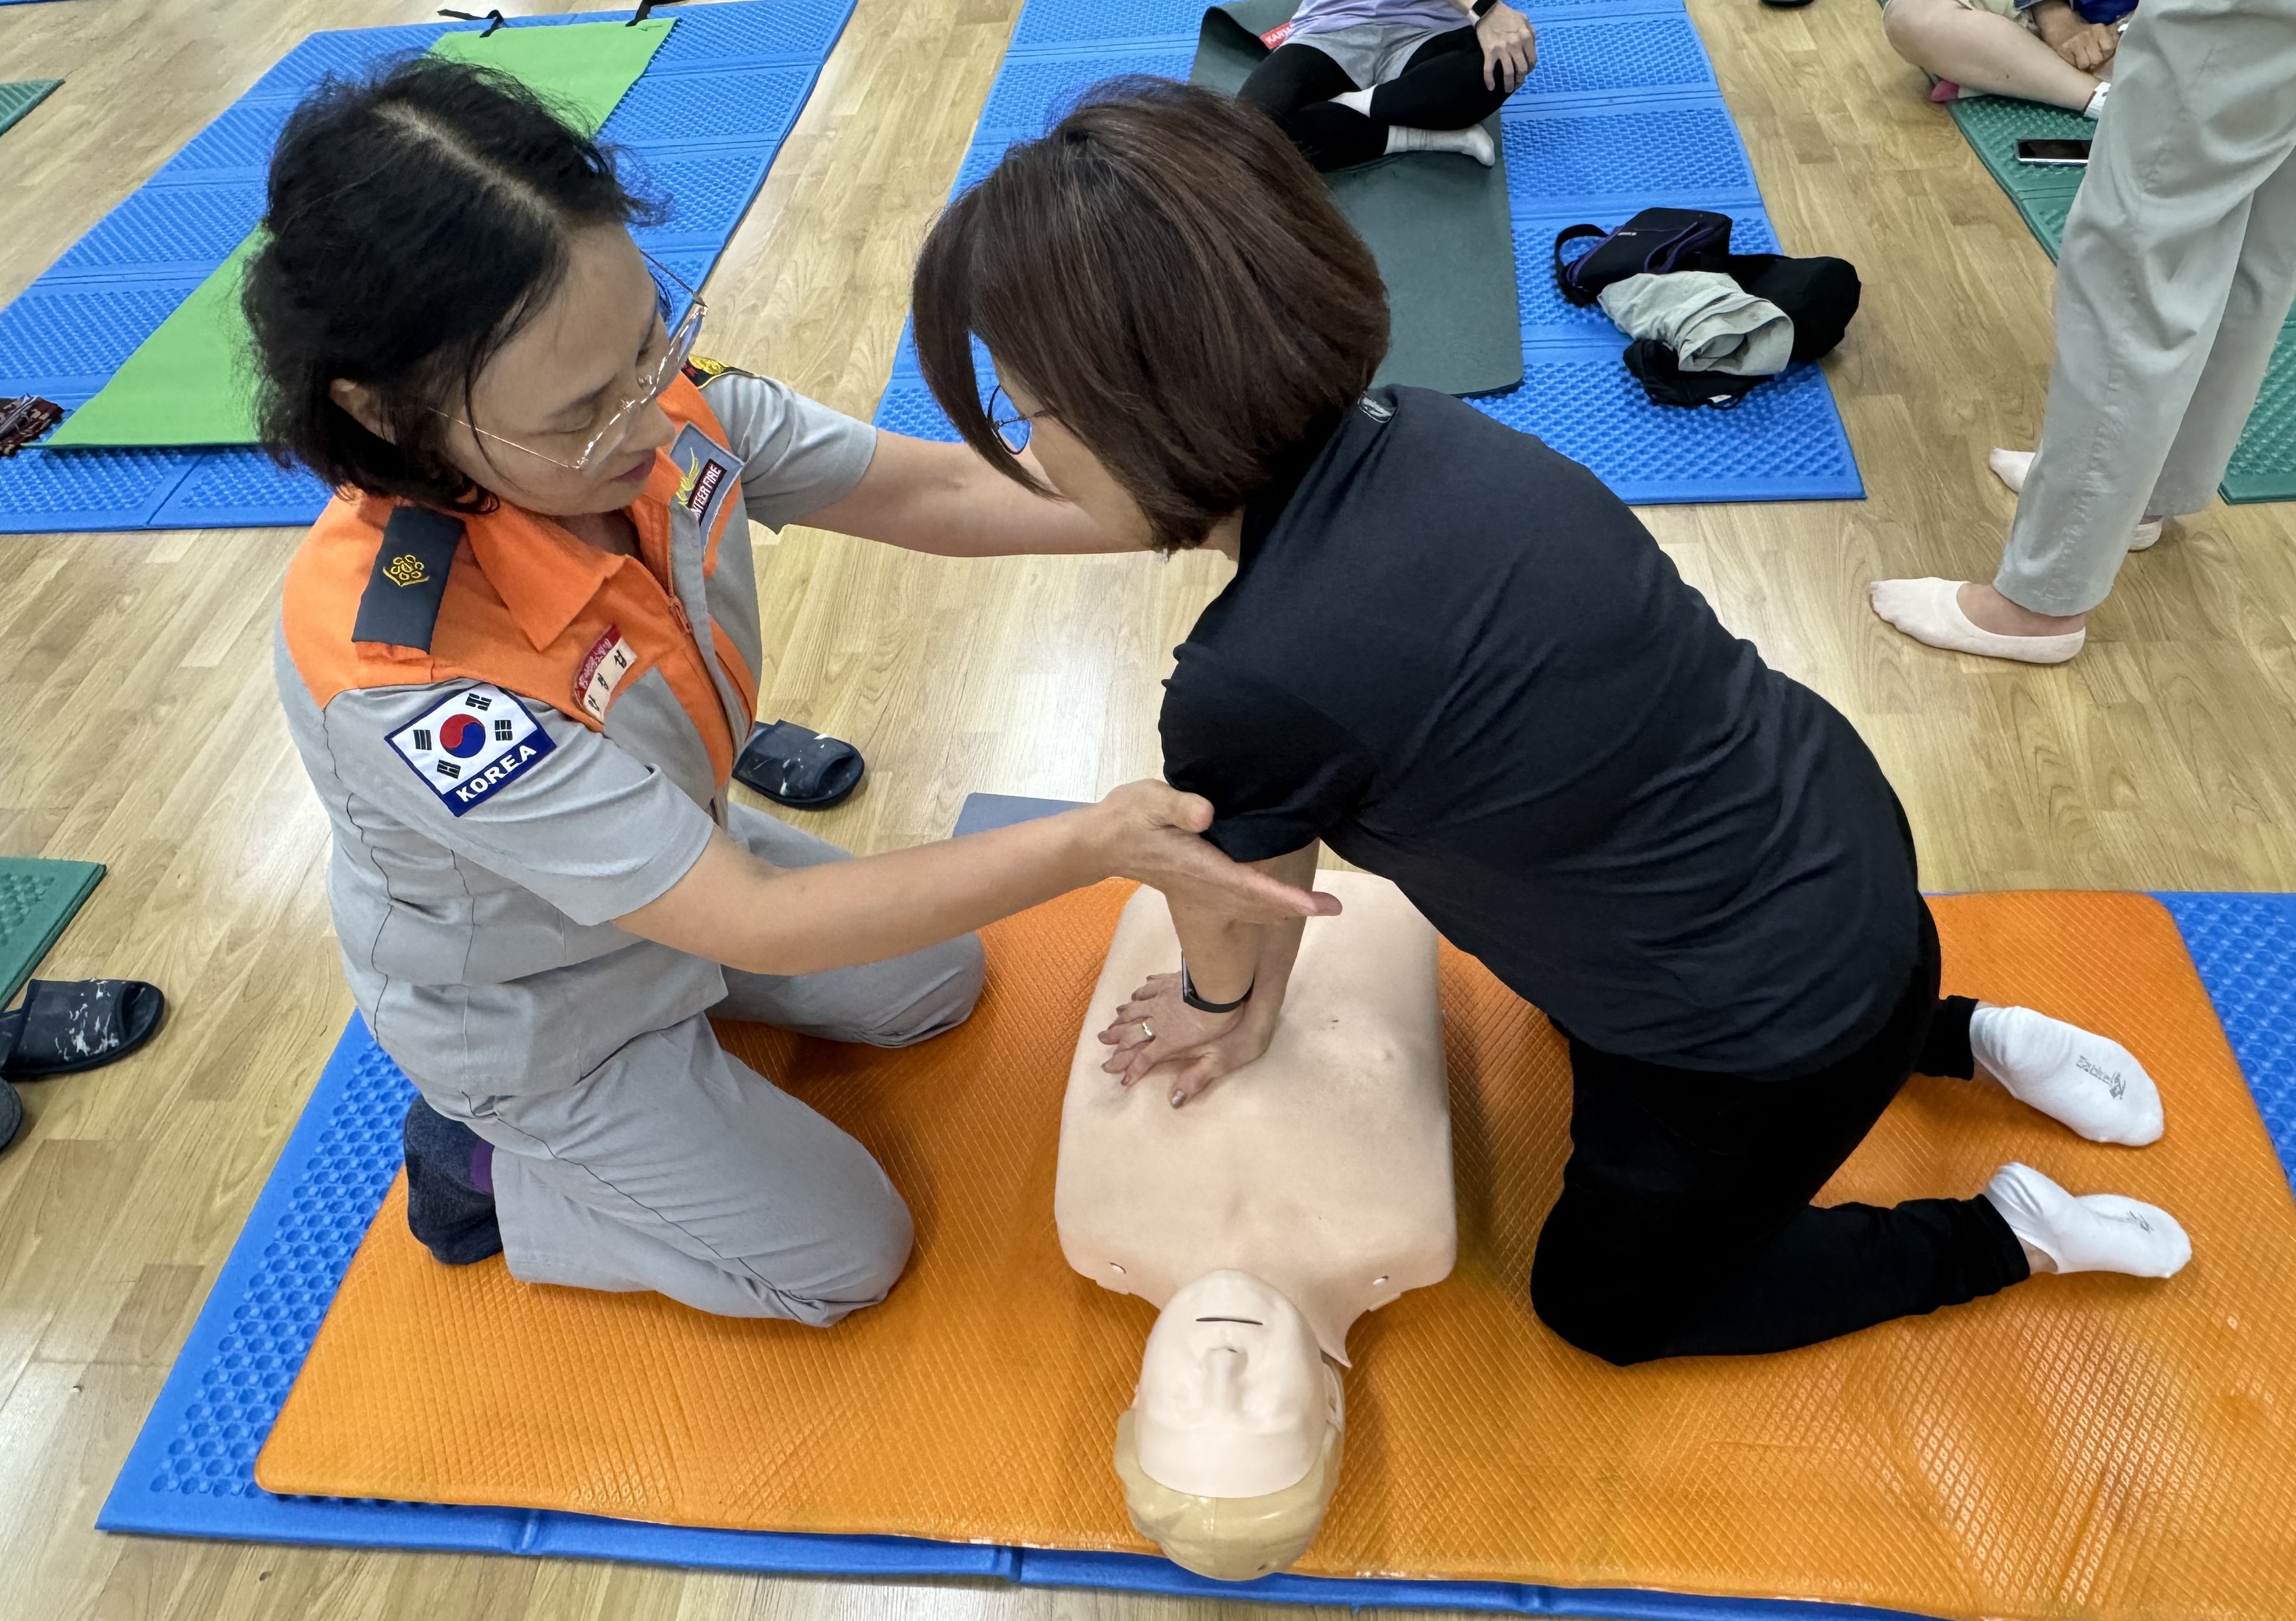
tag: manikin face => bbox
[1132,1271,1340,1499]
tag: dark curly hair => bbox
[242,56,658,511]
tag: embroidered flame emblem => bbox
[383,552,430,588]
[673,453,702,508]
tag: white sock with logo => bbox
[1970,1004,2164,1146]
[1386,123,1496,165]
[1983,1163,2190,1277]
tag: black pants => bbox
[1238,28,1511,172]
[1529,903,2032,1365]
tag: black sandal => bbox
[0,979,167,1079]
[732,719,866,810]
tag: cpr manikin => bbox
[1056,874,1454,1580]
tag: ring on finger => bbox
[1138,1020,1153,1043]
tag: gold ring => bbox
[1139,1021,1154,1042]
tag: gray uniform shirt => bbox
[275,371,876,1098]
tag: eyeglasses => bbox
[442,252,705,476]
[986,383,1052,455]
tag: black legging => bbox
[1529,902,2033,1366]
[1238,26,1511,172]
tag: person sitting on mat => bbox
[1238,0,1536,170]
[912,81,2193,1367]
[1881,0,2126,116]
[252,60,1330,1324]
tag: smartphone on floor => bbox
[2016,138,2092,167]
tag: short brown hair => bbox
[911,78,1389,551]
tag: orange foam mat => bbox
[259,887,2296,1620]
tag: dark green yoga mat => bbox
[46,18,675,451]
[1192,0,1522,398]
[0,857,104,1010]
[1938,85,2294,504]
[0,79,62,139]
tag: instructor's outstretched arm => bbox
[618,782,1337,978]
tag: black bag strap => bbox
[1551,224,1610,307]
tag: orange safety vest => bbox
[281,373,759,791]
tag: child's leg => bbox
[1239,43,1384,172]
[1363,26,1514,131]
[1883,0,2100,113]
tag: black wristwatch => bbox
[1472,0,1499,15]
[1180,962,1253,1014]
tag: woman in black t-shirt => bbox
[911,79,2189,1364]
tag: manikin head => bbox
[1115,1271,1345,1581]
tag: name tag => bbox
[669,423,744,543]
[575,625,638,723]
[386,685,558,817]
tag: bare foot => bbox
[1957,582,2086,637]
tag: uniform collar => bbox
[462,503,634,652]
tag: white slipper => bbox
[1869,577,2086,664]
[1988,448,2160,550]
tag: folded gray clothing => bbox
[1596,271,1795,376]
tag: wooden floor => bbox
[2,0,2291,1615]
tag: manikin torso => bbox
[1055,872,1457,1367]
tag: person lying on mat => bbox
[1882,0,2127,116]
[911,80,2192,1368]
[253,60,1332,1323]
[1238,0,1536,170]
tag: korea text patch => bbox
[387,685,558,817]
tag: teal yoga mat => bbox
[0,79,61,139]
[0,857,105,1009]
[1192,0,1523,397]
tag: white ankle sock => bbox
[1868,577,2086,664]
[1983,1163,2189,1277]
[1332,86,1376,116]
[1386,123,1495,166]
[1987,448,2160,549]
[1989,447,2034,494]
[2083,81,2110,119]
[1970,1005,2165,1146]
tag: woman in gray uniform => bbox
[256,62,1325,1323]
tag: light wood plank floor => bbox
[2,0,2291,1615]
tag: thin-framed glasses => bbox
[441,252,706,475]
[986,383,1051,455]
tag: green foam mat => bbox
[0,79,61,139]
[1192,0,1523,398]
[1940,91,2293,504]
[0,857,105,1009]
[46,18,674,451]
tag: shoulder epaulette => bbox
[681,354,756,391]
[351,506,464,651]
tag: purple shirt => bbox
[1286,0,1472,42]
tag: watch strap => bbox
[1180,962,1254,1014]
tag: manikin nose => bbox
[1206,1344,1246,1400]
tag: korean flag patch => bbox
[387,685,557,817]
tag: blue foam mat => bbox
[99,885,2296,1611]
[871,0,1862,506]
[0,0,854,533]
